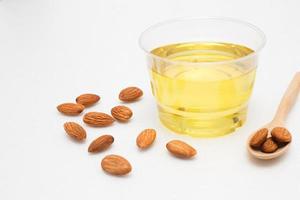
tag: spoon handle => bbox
[272,72,300,125]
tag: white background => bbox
[0,0,300,199]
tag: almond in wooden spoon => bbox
[261,137,278,153]
[249,128,268,148]
[271,127,292,143]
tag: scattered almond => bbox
[111,106,133,122]
[101,154,132,176]
[119,87,143,102]
[261,138,278,153]
[250,128,268,148]
[88,135,114,153]
[64,122,86,141]
[76,93,100,107]
[136,129,156,149]
[271,127,292,143]
[83,112,115,127]
[166,140,197,158]
[57,103,84,116]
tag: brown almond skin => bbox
[83,112,115,127]
[261,138,278,153]
[166,140,197,158]
[88,135,114,153]
[111,106,133,122]
[57,103,84,116]
[101,155,132,176]
[250,128,268,148]
[271,127,292,143]
[76,94,100,107]
[136,129,156,149]
[119,87,143,102]
[64,122,86,141]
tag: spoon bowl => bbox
[247,126,290,160]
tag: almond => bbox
[166,140,197,158]
[136,129,156,149]
[250,128,268,148]
[57,103,84,115]
[88,135,114,153]
[271,127,292,143]
[83,112,115,127]
[101,154,132,176]
[119,87,143,102]
[64,122,86,141]
[261,138,278,153]
[111,106,133,122]
[76,93,100,107]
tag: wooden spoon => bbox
[247,72,300,159]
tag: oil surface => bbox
[150,42,256,137]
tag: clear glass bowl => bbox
[139,18,266,137]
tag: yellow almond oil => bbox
[149,42,256,137]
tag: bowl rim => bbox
[138,17,266,67]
